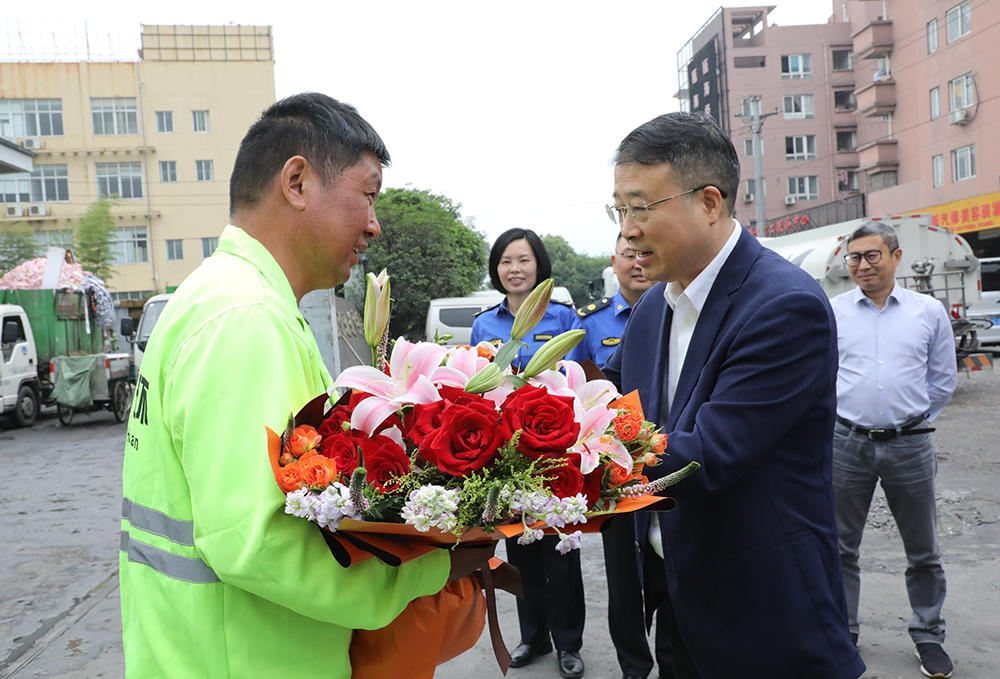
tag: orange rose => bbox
[476,346,494,359]
[613,411,643,442]
[608,462,632,488]
[286,425,322,457]
[300,455,335,488]
[650,433,667,454]
[276,462,304,493]
[299,450,318,463]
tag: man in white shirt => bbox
[831,220,957,679]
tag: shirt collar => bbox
[851,280,901,308]
[612,290,631,316]
[664,220,742,312]
[215,224,301,319]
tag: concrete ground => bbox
[1,364,998,679]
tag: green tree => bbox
[0,221,39,276]
[363,187,488,339]
[541,234,609,305]
[75,198,116,283]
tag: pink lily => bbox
[332,339,448,435]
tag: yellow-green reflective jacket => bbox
[119,225,448,678]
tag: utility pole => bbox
[748,96,778,235]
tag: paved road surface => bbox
[1,365,998,678]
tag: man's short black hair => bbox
[614,112,740,216]
[847,220,900,252]
[229,92,390,214]
[488,228,552,294]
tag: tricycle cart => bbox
[50,352,134,425]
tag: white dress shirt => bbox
[650,219,742,557]
[831,282,956,427]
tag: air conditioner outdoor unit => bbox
[949,108,971,125]
[5,205,24,217]
[28,204,48,216]
[22,136,43,150]
[784,196,797,205]
[744,194,754,203]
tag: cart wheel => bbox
[113,380,134,423]
[57,405,74,426]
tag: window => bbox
[34,229,73,250]
[927,19,939,53]
[946,1,971,42]
[192,110,209,132]
[202,237,219,258]
[112,226,149,264]
[734,56,766,68]
[195,160,214,182]
[932,154,944,187]
[91,97,138,135]
[745,178,765,201]
[949,73,974,110]
[875,56,892,80]
[952,144,975,181]
[780,54,812,79]
[838,170,859,192]
[787,176,819,201]
[782,94,814,119]
[0,164,69,203]
[156,111,173,133]
[832,50,852,71]
[785,135,816,159]
[166,239,184,261]
[743,138,762,156]
[930,87,941,119]
[834,90,856,111]
[159,161,177,183]
[868,171,898,192]
[0,98,64,137]
[836,130,857,151]
[96,162,143,199]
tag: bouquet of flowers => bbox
[272,273,699,552]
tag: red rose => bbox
[581,467,602,508]
[319,432,362,481]
[501,385,580,458]
[545,458,585,499]
[360,435,411,492]
[402,400,446,447]
[420,395,510,476]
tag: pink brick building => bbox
[677,1,999,257]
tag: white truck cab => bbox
[0,304,40,426]
[129,293,172,372]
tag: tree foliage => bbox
[541,235,610,305]
[363,188,488,339]
[75,198,116,283]
[0,222,39,276]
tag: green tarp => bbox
[52,355,101,408]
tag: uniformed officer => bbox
[574,234,669,679]
[471,227,585,679]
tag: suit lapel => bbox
[651,302,672,427]
[666,229,759,430]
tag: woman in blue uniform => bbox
[471,228,585,678]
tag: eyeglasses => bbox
[844,249,887,266]
[605,185,726,226]
[615,249,637,262]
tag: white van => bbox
[425,287,575,346]
[131,293,172,371]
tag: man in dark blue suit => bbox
[602,112,865,679]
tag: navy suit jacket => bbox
[604,228,865,678]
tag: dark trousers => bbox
[505,534,585,652]
[603,516,673,678]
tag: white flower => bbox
[556,530,583,554]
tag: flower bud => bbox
[464,362,504,394]
[521,329,586,378]
[363,269,391,348]
[510,279,554,341]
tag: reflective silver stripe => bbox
[122,498,194,546]
[120,531,220,584]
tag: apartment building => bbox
[676,1,999,257]
[0,24,276,298]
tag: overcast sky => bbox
[5,0,834,256]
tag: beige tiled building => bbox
[0,24,276,298]
[677,1,1000,257]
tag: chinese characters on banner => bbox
[904,190,1000,234]
[750,213,812,237]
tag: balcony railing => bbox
[852,19,893,59]
[855,79,896,117]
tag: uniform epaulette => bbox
[474,302,501,317]
[553,299,573,307]
[576,297,611,318]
